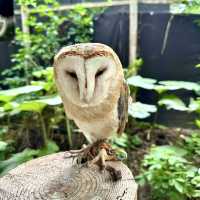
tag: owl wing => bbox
[117,80,129,136]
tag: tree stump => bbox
[0,152,138,200]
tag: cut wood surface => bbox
[0,152,137,200]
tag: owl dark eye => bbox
[66,71,78,80]
[95,68,107,78]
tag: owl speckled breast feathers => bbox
[54,43,129,180]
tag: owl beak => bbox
[85,77,95,103]
[79,78,95,104]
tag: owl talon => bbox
[86,147,122,181]
[64,150,82,158]
[64,145,90,159]
[64,140,123,181]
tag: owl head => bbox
[54,43,123,107]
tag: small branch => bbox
[20,4,31,84]
[15,1,131,15]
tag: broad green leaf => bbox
[131,135,143,146]
[127,75,157,90]
[159,80,200,92]
[193,190,200,198]
[188,98,200,112]
[158,95,188,111]
[0,107,4,117]
[196,63,200,68]
[37,95,62,105]
[112,133,129,148]
[0,127,8,136]
[191,176,200,187]
[186,167,198,178]
[168,156,187,165]
[0,148,39,176]
[114,148,127,161]
[19,96,62,113]
[0,95,15,103]
[0,141,59,176]
[0,141,7,152]
[19,101,46,113]
[3,102,19,111]
[174,181,184,193]
[154,85,168,94]
[0,85,43,102]
[37,140,59,156]
[128,102,157,119]
[149,145,187,159]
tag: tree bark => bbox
[0,152,137,200]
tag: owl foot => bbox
[64,144,89,158]
[86,141,123,181]
[64,140,124,181]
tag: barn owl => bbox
[54,43,129,180]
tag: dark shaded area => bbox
[138,14,200,81]
[0,0,13,17]
[0,1,14,71]
[0,0,14,41]
[138,10,200,127]
[93,5,129,67]
[0,41,14,71]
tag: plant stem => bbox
[66,118,73,148]
[147,94,160,141]
[39,113,48,147]
[20,4,31,85]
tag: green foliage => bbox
[127,75,157,90]
[181,133,200,158]
[128,102,157,119]
[0,67,64,174]
[130,135,143,147]
[1,0,64,87]
[127,75,200,93]
[62,4,96,44]
[0,148,39,176]
[138,145,200,200]
[124,58,143,79]
[0,141,8,160]
[0,85,43,102]
[111,133,143,149]
[31,67,56,94]
[114,148,127,161]
[158,95,189,111]
[126,73,200,119]
[159,81,200,92]
[171,0,200,14]
[18,95,62,113]
[1,0,97,88]
[112,133,129,148]
[0,140,59,176]
[177,0,200,14]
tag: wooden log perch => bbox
[0,152,138,200]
